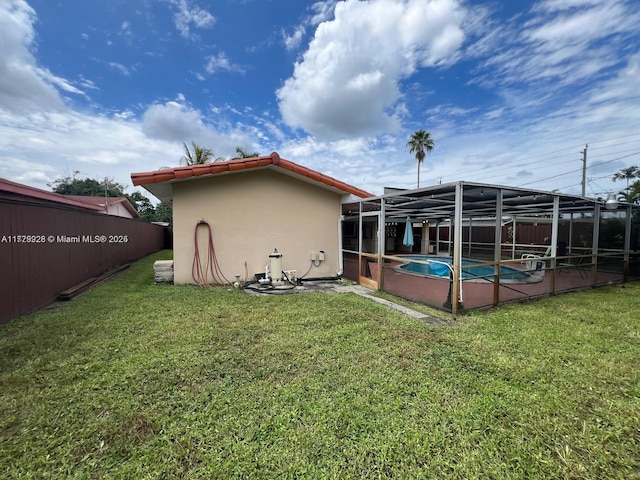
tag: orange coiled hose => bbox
[192,221,230,286]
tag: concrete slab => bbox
[244,280,448,326]
[333,285,449,326]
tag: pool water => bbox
[398,255,531,281]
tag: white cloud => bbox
[170,0,215,39]
[113,110,135,120]
[474,0,639,89]
[283,25,306,51]
[77,76,97,91]
[119,20,133,40]
[44,70,85,95]
[587,52,640,105]
[142,101,207,142]
[0,107,178,190]
[108,62,130,76]
[484,108,504,120]
[141,99,255,159]
[308,0,338,25]
[0,0,81,112]
[13,169,52,184]
[0,92,262,195]
[276,0,466,138]
[0,154,56,183]
[2,0,638,201]
[272,133,411,194]
[535,0,604,13]
[204,52,244,74]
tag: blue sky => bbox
[1,0,639,200]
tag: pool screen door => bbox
[359,213,381,289]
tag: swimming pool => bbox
[396,255,537,283]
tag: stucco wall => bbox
[172,169,342,284]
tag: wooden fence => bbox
[0,196,168,323]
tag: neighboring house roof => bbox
[131,152,373,204]
[65,195,139,218]
[0,177,104,211]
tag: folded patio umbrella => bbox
[403,217,414,247]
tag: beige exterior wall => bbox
[172,169,342,284]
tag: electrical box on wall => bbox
[310,251,325,261]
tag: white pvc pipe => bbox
[337,215,344,276]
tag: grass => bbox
[1,250,639,479]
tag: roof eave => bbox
[131,152,373,203]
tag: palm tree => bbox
[628,181,640,205]
[180,141,215,166]
[612,166,640,195]
[618,180,640,204]
[407,130,434,188]
[233,146,260,159]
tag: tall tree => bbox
[407,130,434,189]
[50,174,126,197]
[620,180,640,205]
[612,165,639,195]
[125,192,156,221]
[181,141,215,166]
[49,173,169,222]
[154,202,173,224]
[232,146,260,159]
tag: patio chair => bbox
[521,243,587,279]
[521,248,549,273]
[569,249,590,279]
[555,242,591,279]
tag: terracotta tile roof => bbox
[131,152,373,199]
[0,177,104,211]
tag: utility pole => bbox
[580,144,588,197]
[104,177,109,213]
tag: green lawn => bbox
[1,251,639,479]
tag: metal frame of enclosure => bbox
[341,182,640,316]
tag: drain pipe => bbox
[337,215,344,276]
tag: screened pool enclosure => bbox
[341,182,640,316]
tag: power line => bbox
[436,136,640,184]
[588,147,640,159]
[586,151,640,167]
[566,172,638,196]
[587,131,640,146]
[517,168,583,188]
[425,134,640,187]
[516,151,640,189]
[589,138,640,151]
[466,156,576,180]
[432,151,579,184]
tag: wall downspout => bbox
[337,215,344,276]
